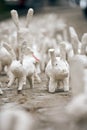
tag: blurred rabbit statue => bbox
[11,8,34,60]
[0,103,36,130]
[0,41,16,94]
[66,56,87,129]
[69,26,87,68]
[81,33,87,55]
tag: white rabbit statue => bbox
[66,56,87,128]
[7,60,26,92]
[0,103,35,130]
[11,8,34,60]
[22,46,41,89]
[0,41,16,94]
[45,42,69,93]
[69,26,87,68]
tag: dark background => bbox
[0,0,77,20]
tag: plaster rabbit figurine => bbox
[0,42,25,92]
[7,60,26,92]
[0,42,16,94]
[7,46,41,92]
[69,26,87,68]
[0,42,30,93]
[45,42,69,93]
[22,45,41,88]
[11,8,34,60]
[56,34,74,62]
[66,56,87,127]
[0,41,16,73]
[57,41,74,63]
[0,103,35,130]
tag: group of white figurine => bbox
[0,8,87,97]
[0,8,87,130]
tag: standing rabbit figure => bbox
[11,8,34,60]
[45,42,69,93]
[0,42,26,92]
[22,45,41,88]
[7,60,26,92]
[69,26,87,68]
[7,45,41,92]
[0,41,16,94]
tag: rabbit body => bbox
[46,49,69,93]
[7,60,26,91]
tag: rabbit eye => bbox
[56,63,58,65]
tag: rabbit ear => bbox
[26,8,34,28]
[69,26,78,38]
[59,42,66,60]
[11,10,20,30]
[81,33,87,44]
[69,26,80,54]
[2,42,16,60]
[49,49,56,66]
[81,33,87,54]
[69,26,79,44]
